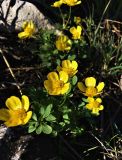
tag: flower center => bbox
[92,101,100,108]
[15,109,27,121]
[54,80,64,90]
[25,27,34,35]
[85,87,97,97]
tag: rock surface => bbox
[0,0,54,31]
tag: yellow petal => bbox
[0,109,10,121]
[22,111,32,125]
[49,90,61,95]
[97,82,105,92]
[87,97,94,103]
[77,82,86,92]
[51,1,62,7]
[62,60,71,68]
[99,105,104,111]
[47,72,59,81]
[72,61,78,70]
[59,71,68,83]
[6,96,22,110]
[30,21,34,29]
[22,21,28,29]
[5,117,22,127]
[92,108,99,115]
[22,95,30,111]
[61,83,70,94]
[70,27,75,34]
[18,32,28,39]
[44,80,52,92]
[96,98,102,103]
[86,104,93,110]
[77,26,82,32]
[85,77,96,87]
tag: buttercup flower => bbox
[18,21,35,39]
[44,71,70,95]
[56,34,72,51]
[57,60,78,77]
[78,77,105,97]
[74,16,81,24]
[70,26,82,39]
[0,95,32,127]
[51,0,63,7]
[64,0,81,6]
[86,97,104,115]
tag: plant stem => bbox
[0,49,22,96]
[64,6,71,29]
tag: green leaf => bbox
[82,98,88,103]
[45,114,56,122]
[63,114,70,124]
[28,125,36,133]
[43,104,53,118]
[68,54,76,60]
[72,75,78,85]
[32,113,37,121]
[42,124,52,134]
[39,107,45,115]
[36,125,43,134]
[51,130,58,137]
[78,102,85,107]
[59,122,65,127]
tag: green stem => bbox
[58,95,67,107]
[64,6,71,29]
[59,7,65,29]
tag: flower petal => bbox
[62,60,71,68]
[5,118,22,127]
[87,97,94,103]
[85,77,96,87]
[22,95,30,111]
[18,32,28,39]
[96,98,102,103]
[22,111,32,125]
[61,83,70,94]
[59,71,68,83]
[72,61,78,70]
[49,90,61,95]
[44,80,52,92]
[47,72,59,81]
[51,1,62,7]
[77,25,82,32]
[86,104,93,110]
[92,108,99,115]
[70,27,76,34]
[0,109,10,121]
[6,96,22,110]
[77,82,86,92]
[99,105,104,110]
[97,82,105,92]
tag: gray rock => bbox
[0,0,54,31]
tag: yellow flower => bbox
[70,26,82,39]
[78,77,105,97]
[74,17,81,24]
[51,0,63,7]
[86,97,104,115]
[44,71,70,95]
[18,21,35,39]
[0,95,32,127]
[64,0,81,6]
[56,34,72,51]
[57,60,78,77]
